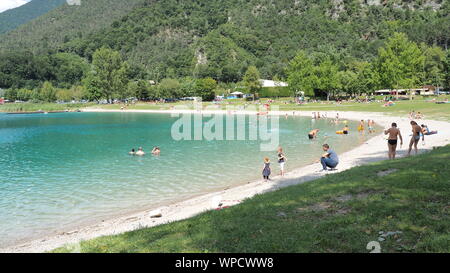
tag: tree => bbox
[422,45,446,87]
[376,33,425,98]
[444,50,450,91]
[315,58,341,101]
[243,66,262,99]
[51,53,89,88]
[56,89,73,102]
[83,73,103,102]
[158,78,181,99]
[129,80,151,100]
[40,81,57,102]
[196,77,217,101]
[87,48,130,102]
[287,51,317,97]
[70,85,87,101]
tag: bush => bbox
[259,86,292,98]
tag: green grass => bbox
[2,97,449,121]
[90,96,450,121]
[54,145,450,253]
[0,103,95,113]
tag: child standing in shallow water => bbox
[262,157,271,182]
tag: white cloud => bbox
[0,0,30,13]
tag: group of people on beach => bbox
[358,120,376,134]
[262,110,440,182]
[262,147,287,182]
[129,147,161,156]
[384,120,438,159]
[409,110,424,120]
[262,143,340,181]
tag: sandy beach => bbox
[2,109,450,253]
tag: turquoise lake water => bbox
[0,112,372,247]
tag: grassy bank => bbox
[0,103,95,113]
[91,96,450,121]
[54,145,450,253]
[2,97,449,121]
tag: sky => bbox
[0,0,30,13]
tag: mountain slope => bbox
[0,0,66,34]
[0,0,145,51]
[0,0,448,82]
[64,0,449,80]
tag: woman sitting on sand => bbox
[421,125,438,136]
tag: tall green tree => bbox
[196,77,217,101]
[376,33,425,98]
[315,58,341,101]
[86,48,130,102]
[287,51,317,97]
[444,50,450,91]
[422,45,446,87]
[242,66,262,99]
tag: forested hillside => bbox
[0,0,66,34]
[0,0,449,102]
[0,0,145,51]
[91,0,449,82]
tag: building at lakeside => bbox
[259,79,289,88]
[374,86,442,97]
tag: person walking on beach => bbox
[408,121,424,156]
[262,157,271,182]
[317,144,339,172]
[277,147,287,176]
[384,123,403,159]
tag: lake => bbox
[0,112,372,247]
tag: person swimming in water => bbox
[308,129,320,139]
[408,121,424,156]
[336,125,349,135]
[129,148,136,155]
[135,147,146,156]
[152,147,161,156]
[384,123,403,160]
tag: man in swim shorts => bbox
[408,121,424,156]
[384,123,403,159]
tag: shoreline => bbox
[2,109,450,253]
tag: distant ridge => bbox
[0,0,145,51]
[0,0,67,34]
